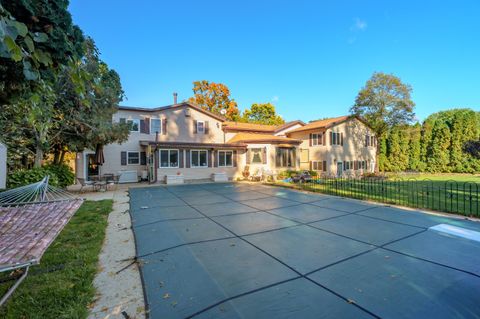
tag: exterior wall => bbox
[274,123,304,137]
[0,143,6,189]
[288,118,376,176]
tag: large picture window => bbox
[191,150,208,167]
[127,151,140,164]
[276,148,294,168]
[160,149,179,168]
[218,151,233,167]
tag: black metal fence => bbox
[282,176,480,217]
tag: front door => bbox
[336,162,343,177]
[86,154,99,180]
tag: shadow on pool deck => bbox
[129,183,480,319]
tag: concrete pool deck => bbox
[128,183,480,318]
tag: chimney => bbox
[173,92,178,104]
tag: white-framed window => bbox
[218,150,233,167]
[127,119,140,132]
[312,161,322,171]
[160,149,179,168]
[365,134,376,147]
[151,118,161,135]
[197,121,205,133]
[331,132,343,145]
[312,133,322,146]
[191,150,208,168]
[127,151,140,164]
[250,148,263,164]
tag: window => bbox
[127,151,140,164]
[312,161,322,171]
[365,134,376,147]
[191,150,208,167]
[276,148,294,167]
[250,148,263,164]
[345,161,350,170]
[331,132,343,146]
[218,150,233,167]
[312,133,322,146]
[127,119,140,132]
[197,121,205,133]
[151,119,161,134]
[160,149,179,168]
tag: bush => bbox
[277,170,299,179]
[7,164,74,189]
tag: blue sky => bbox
[70,0,479,122]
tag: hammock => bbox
[0,176,84,306]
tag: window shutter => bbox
[162,119,167,135]
[205,121,209,134]
[185,150,191,168]
[179,150,184,168]
[322,133,326,145]
[121,151,127,166]
[193,120,198,134]
[262,147,267,164]
[145,117,150,134]
[340,133,344,146]
[309,161,312,170]
[119,118,126,124]
[140,152,147,165]
[329,131,333,145]
[365,135,368,147]
[246,149,251,164]
[140,119,146,133]
[213,150,218,167]
[208,150,213,167]
[309,134,312,147]
[354,160,358,170]
[323,160,327,172]
[233,150,237,167]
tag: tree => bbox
[241,103,285,125]
[428,120,452,172]
[350,72,415,172]
[0,1,84,104]
[188,80,240,120]
[407,123,422,171]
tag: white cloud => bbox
[351,18,367,32]
[271,96,279,103]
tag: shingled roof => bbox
[287,115,353,133]
[227,133,302,144]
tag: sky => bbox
[69,0,480,122]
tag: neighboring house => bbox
[0,142,6,189]
[286,115,377,176]
[75,102,376,183]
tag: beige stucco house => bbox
[75,102,376,183]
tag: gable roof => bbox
[274,120,306,133]
[227,133,302,145]
[222,120,305,133]
[118,102,226,122]
[287,115,361,134]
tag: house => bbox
[286,115,377,176]
[75,102,376,183]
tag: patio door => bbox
[86,153,99,181]
[336,162,343,177]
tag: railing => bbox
[275,176,480,217]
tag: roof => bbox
[118,102,226,122]
[227,133,302,145]
[139,141,247,149]
[287,115,354,134]
[274,120,306,133]
[222,120,305,133]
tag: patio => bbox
[129,183,480,318]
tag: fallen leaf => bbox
[163,293,170,299]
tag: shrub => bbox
[7,164,74,189]
[277,170,299,179]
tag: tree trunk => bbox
[53,149,60,165]
[34,147,43,168]
[59,150,66,164]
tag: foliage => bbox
[464,141,480,159]
[378,109,480,173]
[241,103,285,125]
[188,80,240,120]
[278,170,317,179]
[0,0,84,104]
[6,163,74,188]
[0,200,112,318]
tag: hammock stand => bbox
[0,176,83,306]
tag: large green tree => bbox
[351,72,415,171]
[188,80,240,120]
[241,102,285,125]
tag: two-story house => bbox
[286,115,377,176]
[75,103,376,183]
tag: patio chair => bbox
[250,168,263,182]
[77,177,94,193]
[106,174,121,190]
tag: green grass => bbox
[386,172,480,183]
[271,176,480,217]
[0,200,112,319]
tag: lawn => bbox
[386,172,480,183]
[0,200,112,319]
[271,174,480,217]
